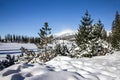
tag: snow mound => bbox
[0,63,85,80]
[0,52,120,80]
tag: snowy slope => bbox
[0,51,120,80]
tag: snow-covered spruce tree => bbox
[75,10,93,57]
[75,11,108,57]
[90,20,109,56]
[111,11,120,50]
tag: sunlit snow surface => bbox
[0,43,37,50]
[0,43,38,60]
[0,51,120,80]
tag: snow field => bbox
[0,52,120,80]
[0,43,38,60]
[0,43,37,50]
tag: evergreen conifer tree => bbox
[75,10,93,51]
[92,20,107,41]
[91,20,103,40]
[91,20,108,55]
[38,22,52,54]
[111,11,120,50]
[75,11,108,57]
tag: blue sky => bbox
[0,0,120,38]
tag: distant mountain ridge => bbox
[54,32,75,40]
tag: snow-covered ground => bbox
[0,43,38,60]
[0,43,37,50]
[0,51,120,80]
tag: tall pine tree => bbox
[75,10,93,51]
[38,22,52,54]
[111,11,120,50]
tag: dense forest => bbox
[0,34,40,43]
